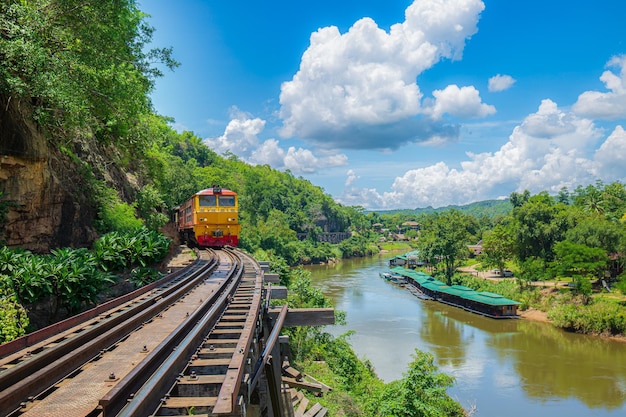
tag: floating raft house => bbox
[390,266,521,319]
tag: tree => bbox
[565,215,625,255]
[574,182,606,215]
[511,192,567,263]
[550,240,608,280]
[371,349,464,417]
[417,210,472,284]
[557,186,571,205]
[480,223,515,274]
[0,0,178,139]
[136,184,168,230]
[509,190,531,208]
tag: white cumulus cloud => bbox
[488,74,516,92]
[203,111,348,175]
[594,125,626,178]
[573,55,626,119]
[341,100,619,209]
[279,0,488,150]
[429,85,496,119]
[345,169,360,187]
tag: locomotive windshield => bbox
[199,195,217,206]
[218,196,235,207]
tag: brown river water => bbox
[305,253,626,417]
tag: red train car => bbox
[175,187,240,247]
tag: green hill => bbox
[374,199,513,219]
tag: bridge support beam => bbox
[267,307,335,326]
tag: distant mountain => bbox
[374,199,513,218]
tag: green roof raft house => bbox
[390,267,521,319]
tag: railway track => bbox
[0,247,264,417]
[116,248,263,416]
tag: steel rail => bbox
[0,250,219,416]
[99,249,241,416]
[115,249,245,417]
[212,249,264,414]
[0,252,202,360]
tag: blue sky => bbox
[140,0,626,209]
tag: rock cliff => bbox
[0,97,133,252]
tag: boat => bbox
[379,272,407,285]
[406,284,433,300]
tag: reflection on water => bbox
[306,254,626,417]
[497,320,626,409]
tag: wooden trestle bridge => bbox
[0,248,333,417]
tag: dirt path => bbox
[518,308,550,323]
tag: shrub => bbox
[93,228,171,272]
[369,349,465,417]
[0,296,29,343]
[548,299,626,336]
[130,267,163,287]
[94,201,143,234]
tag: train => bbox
[174,186,240,247]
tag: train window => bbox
[218,196,235,207]
[199,195,217,206]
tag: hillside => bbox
[374,199,513,219]
[0,1,365,255]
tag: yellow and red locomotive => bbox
[175,187,240,247]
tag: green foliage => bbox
[565,214,624,254]
[288,271,331,309]
[0,0,178,139]
[369,350,464,417]
[375,199,512,220]
[95,200,143,233]
[338,235,378,258]
[517,256,549,283]
[548,299,626,335]
[0,295,29,343]
[615,273,626,294]
[573,181,626,221]
[324,333,376,389]
[416,210,474,283]
[479,223,515,272]
[550,240,607,280]
[92,227,171,272]
[136,184,168,230]
[282,268,336,363]
[129,267,163,287]
[0,245,116,320]
[511,191,568,263]
[0,228,170,337]
[45,248,116,317]
[0,246,51,304]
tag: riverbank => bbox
[307,254,626,417]
[518,307,549,322]
[456,265,626,344]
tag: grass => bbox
[378,241,413,251]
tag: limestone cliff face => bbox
[0,97,132,252]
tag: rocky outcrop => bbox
[0,96,132,252]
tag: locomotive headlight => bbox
[227,218,235,222]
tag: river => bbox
[305,253,626,417]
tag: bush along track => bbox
[0,227,171,342]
